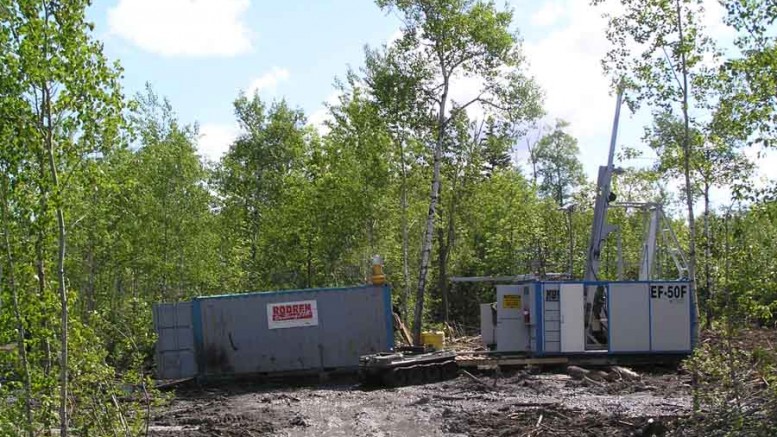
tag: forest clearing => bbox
[146,328,776,436]
[2,0,777,435]
[149,365,691,436]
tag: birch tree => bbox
[0,1,123,433]
[376,0,542,343]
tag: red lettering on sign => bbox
[271,303,313,322]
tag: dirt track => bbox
[149,367,691,436]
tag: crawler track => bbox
[359,351,458,387]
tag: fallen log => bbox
[587,370,609,382]
[566,365,590,380]
[582,376,605,387]
[610,365,639,381]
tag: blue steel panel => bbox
[536,280,693,356]
[318,287,390,368]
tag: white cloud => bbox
[531,2,566,27]
[107,0,252,57]
[702,0,736,42]
[387,29,403,45]
[247,67,290,95]
[309,91,341,134]
[198,123,239,162]
[447,73,487,121]
[524,1,614,144]
[519,0,760,201]
[524,0,736,142]
[745,146,777,186]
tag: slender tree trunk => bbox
[703,181,712,328]
[675,0,699,412]
[508,182,516,271]
[32,86,53,435]
[306,237,312,288]
[566,210,574,276]
[533,214,548,277]
[439,163,462,324]
[527,130,544,276]
[178,247,185,300]
[42,82,69,437]
[86,227,95,319]
[161,188,169,300]
[249,202,259,287]
[676,0,697,335]
[437,226,448,323]
[436,191,452,325]
[2,178,34,437]
[414,79,448,345]
[35,151,52,376]
[724,211,731,306]
[526,135,538,185]
[398,135,411,322]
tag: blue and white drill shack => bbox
[480,280,693,355]
[477,88,695,357]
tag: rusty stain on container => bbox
[203,343,232,373]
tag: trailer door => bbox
[153,302,197,379]
[560,284,585,352]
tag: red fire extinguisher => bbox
[523,308,531,325]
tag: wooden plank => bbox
[393,313,413,346]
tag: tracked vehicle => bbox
[359,347,458,387]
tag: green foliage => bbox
[1,0,777,434]
[682,328,777,436]
[709,200,777,324]
[533,120,585,206]
[716,0,777,145]
[595,0,717,112]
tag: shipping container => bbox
[154,284,394,379]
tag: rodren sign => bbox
[266,300,319,329]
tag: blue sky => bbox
[86,0,768,199]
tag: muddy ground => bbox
[149,366,691,436]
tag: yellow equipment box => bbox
[421,331,445,350]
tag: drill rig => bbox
[582,85,689,350]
